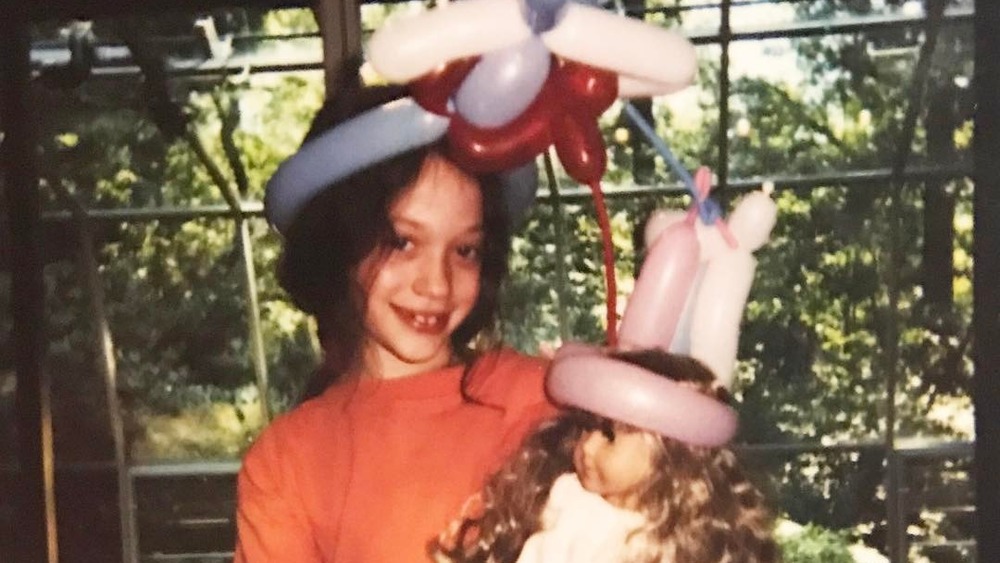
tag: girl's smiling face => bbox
[358,154,485,379]
[573,418,658,509]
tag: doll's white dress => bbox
[515,472,646,563]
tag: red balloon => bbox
[553,111,607,184]
[410,57,479,116]
[448,83,555,172]
[553,58,618,118]
[413,57,614,182]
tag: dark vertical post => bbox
[717,0,732,191]
[973,0,1000,560]
[922,85,957,307]
[0,8,58,563]
[623,0,655,184]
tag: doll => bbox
[435,349,778,563]
[434,185,780,563]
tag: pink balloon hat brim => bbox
[546,351,739,447]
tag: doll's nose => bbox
[579,430,603,458]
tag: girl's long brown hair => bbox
[435,350,779,563]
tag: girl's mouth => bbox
[393,305,449,335]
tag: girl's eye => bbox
[390,233,413,252]
[457,244,482,262]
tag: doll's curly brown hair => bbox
[434,350,780,563]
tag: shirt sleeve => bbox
[473,349,560,455]
[234,426,323,563]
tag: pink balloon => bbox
[552,341,601,362]
[618,220,700,350]
[546,354,738,446]
[643,209,686,248]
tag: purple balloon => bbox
[454,37,551,129]
[522,0,569,33]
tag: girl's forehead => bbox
[390,156,483,226]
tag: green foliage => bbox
[776,521,856,563]
[8,10,327,462]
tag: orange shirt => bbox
[235,348,556,562]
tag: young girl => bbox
[234,60,556,562]
[436,349,779,563]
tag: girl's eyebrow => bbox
[391,215,484,235]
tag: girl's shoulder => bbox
[242,390,347,464]
[467,347,548,395]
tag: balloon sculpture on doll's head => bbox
[548,172,778,446]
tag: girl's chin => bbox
[370,342,452,373]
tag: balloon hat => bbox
[547,173,778,447]
[265,0,699,345]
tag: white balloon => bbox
[688,251,756,388]
[694,218,730,262]
[728,190,778,251]
[618,73,688,99]
[667,262,706,355]
[542,2,697,96]
[367,0,532,83]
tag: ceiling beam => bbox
[20,0,309,23]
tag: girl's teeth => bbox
[413,314,440,327]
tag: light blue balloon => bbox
[264,97,449,233]
[454,37,551,129]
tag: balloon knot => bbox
[522,0,569,34]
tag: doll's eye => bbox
[599,419,616,442]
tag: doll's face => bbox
[573,420,657,510]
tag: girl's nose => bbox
[414,253,451,298]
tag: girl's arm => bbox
[234,430,323,562]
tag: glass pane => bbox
[101,217,259,461]
[134,471,237,560]
[29,6,325,560]
[742,447,890,559]
[728,23,974,180]
[503,185,660,351]
[900,448,975,561]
